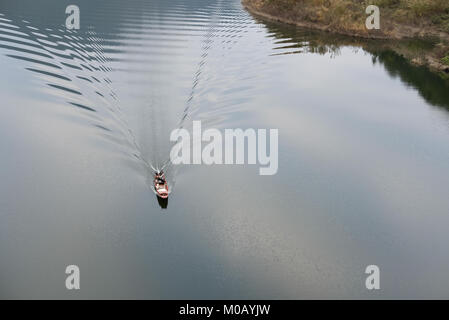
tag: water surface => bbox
[1,0,449,299]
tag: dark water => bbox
[1,0,449,299]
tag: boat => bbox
[154,171,169,199]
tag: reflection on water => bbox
[156,195,168,209]
[1,0,449,299]
[260,18,449,110]
[370,51,449,111]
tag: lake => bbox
[1,0,449,299]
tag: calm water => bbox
[1,0,449,299]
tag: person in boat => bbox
[155,174,165,184]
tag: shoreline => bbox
[242,0,449,76]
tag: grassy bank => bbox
[242,0,449,74]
